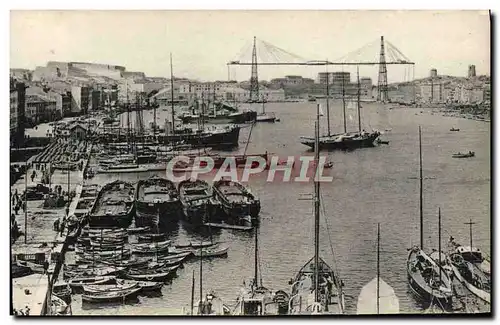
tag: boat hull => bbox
[406,249,453,307]
[301,132,380,151]
[136,201,180,227]
[451,264,490,303]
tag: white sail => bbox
[356,277,399,315]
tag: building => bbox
[430,69,438,78]
[270,75,314,87]
[10,78,26,147]
[419,82,444,103]
[10,68,32,81]
[69,124,88,140]
[483,84,491,103]
[91,90,101,110]
[359,78,373,97]
[25,94,57,125]
[122,71,146,81]
[117,81,165,102]
[71,86,90,114]
[317,72,351,85]
[468,65,476,78]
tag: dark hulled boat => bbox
[135,176,180,227]
[88,180,135,228]
[300,67,380,151]
[178,179,213,225]
[180,111,256,125]
[300,131,381,151]
[212,179,260,220]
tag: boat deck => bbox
[93,185,133,216]
[139,185,176,202]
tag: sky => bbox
[10,10,491,83]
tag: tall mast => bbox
[24,166,28,244]
[438,208,442,284]
[326,63,331,136]
[254,227,258,289]
[357,66,362,134]
[464,219,476,254]
[190,270,195,315]
[419,126,423,249]
[199,243,203,311]
[153,93,157,139]
[314,103,320,303]
[377,223,380,315]
[342,70,347,133]
[170,53,175,135]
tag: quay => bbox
[10,137,91,316]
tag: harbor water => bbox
[71,101,490,315]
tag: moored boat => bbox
[82,287,142,303]
[88,180,135,228]
[192,244,229,258]
[212,179,260,220]
[452,151,475,158]
[135,176,180,227]
[178,179,213,225]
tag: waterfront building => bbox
[10,78,26,148]
[25,94,57,125]
[71,86,90,114]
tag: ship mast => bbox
[438,208,442,284]
[170,53,175,135]
[254,226,259,290]
[326,63,331,136]
[314,103,320,303]
[377,223,380,314]
[464,219,476,256]
[419,126,423,249]
[357,66,362,134]
[342,70,347,134]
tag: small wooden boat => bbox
[135,176,180,227]
[132,241,172,254]
[212,179,260,220]
[83,281,139,294]
[378,140,390,145]
[68,276,116,289]
[192,244,229,257]
[115,279,164,292]
[50,295,71,316]
[175,240,215,249]
[452,151,475,158]
[82,287,142,303]
[127,226,151,234]
[137,233,169,243]
[123,265,179,282]
[450,128,460,132]
[65,266,125,279]
[52,282,72,304]
[101,258,149,268]
[156,251,193,261]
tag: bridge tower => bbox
[377,36,389,102]
[249,36,260,102]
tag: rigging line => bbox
[262,40,279,63]
[386,41,412,62]
[334,39,379,63]
[319,191,342,280]
[261,39,307,61]
[235,41,253,62]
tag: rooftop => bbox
[12,273,49,316]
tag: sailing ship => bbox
[212,178,261,221]
[135,176,180,227]
[448,220,490,304]
[180,99,256,124]
[288,106,345,315]
[232,228,289,315]
[88,180,135,228]
[300,67,380,150]
[255,99,276,123]
[407,128,453,308]
[357,224,399,314]
[178,179,213,225]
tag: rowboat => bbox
[115,279,164,292]
[137,233,169,243]
[123,265,180,282]
[192,244,229,257]
[82,287,142,303]
[69,276,116,289]
[452,151,475,158]
[127,226,151,234]
[101,258,149,268]
[132,241,172,254]
[83,281,139,294]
